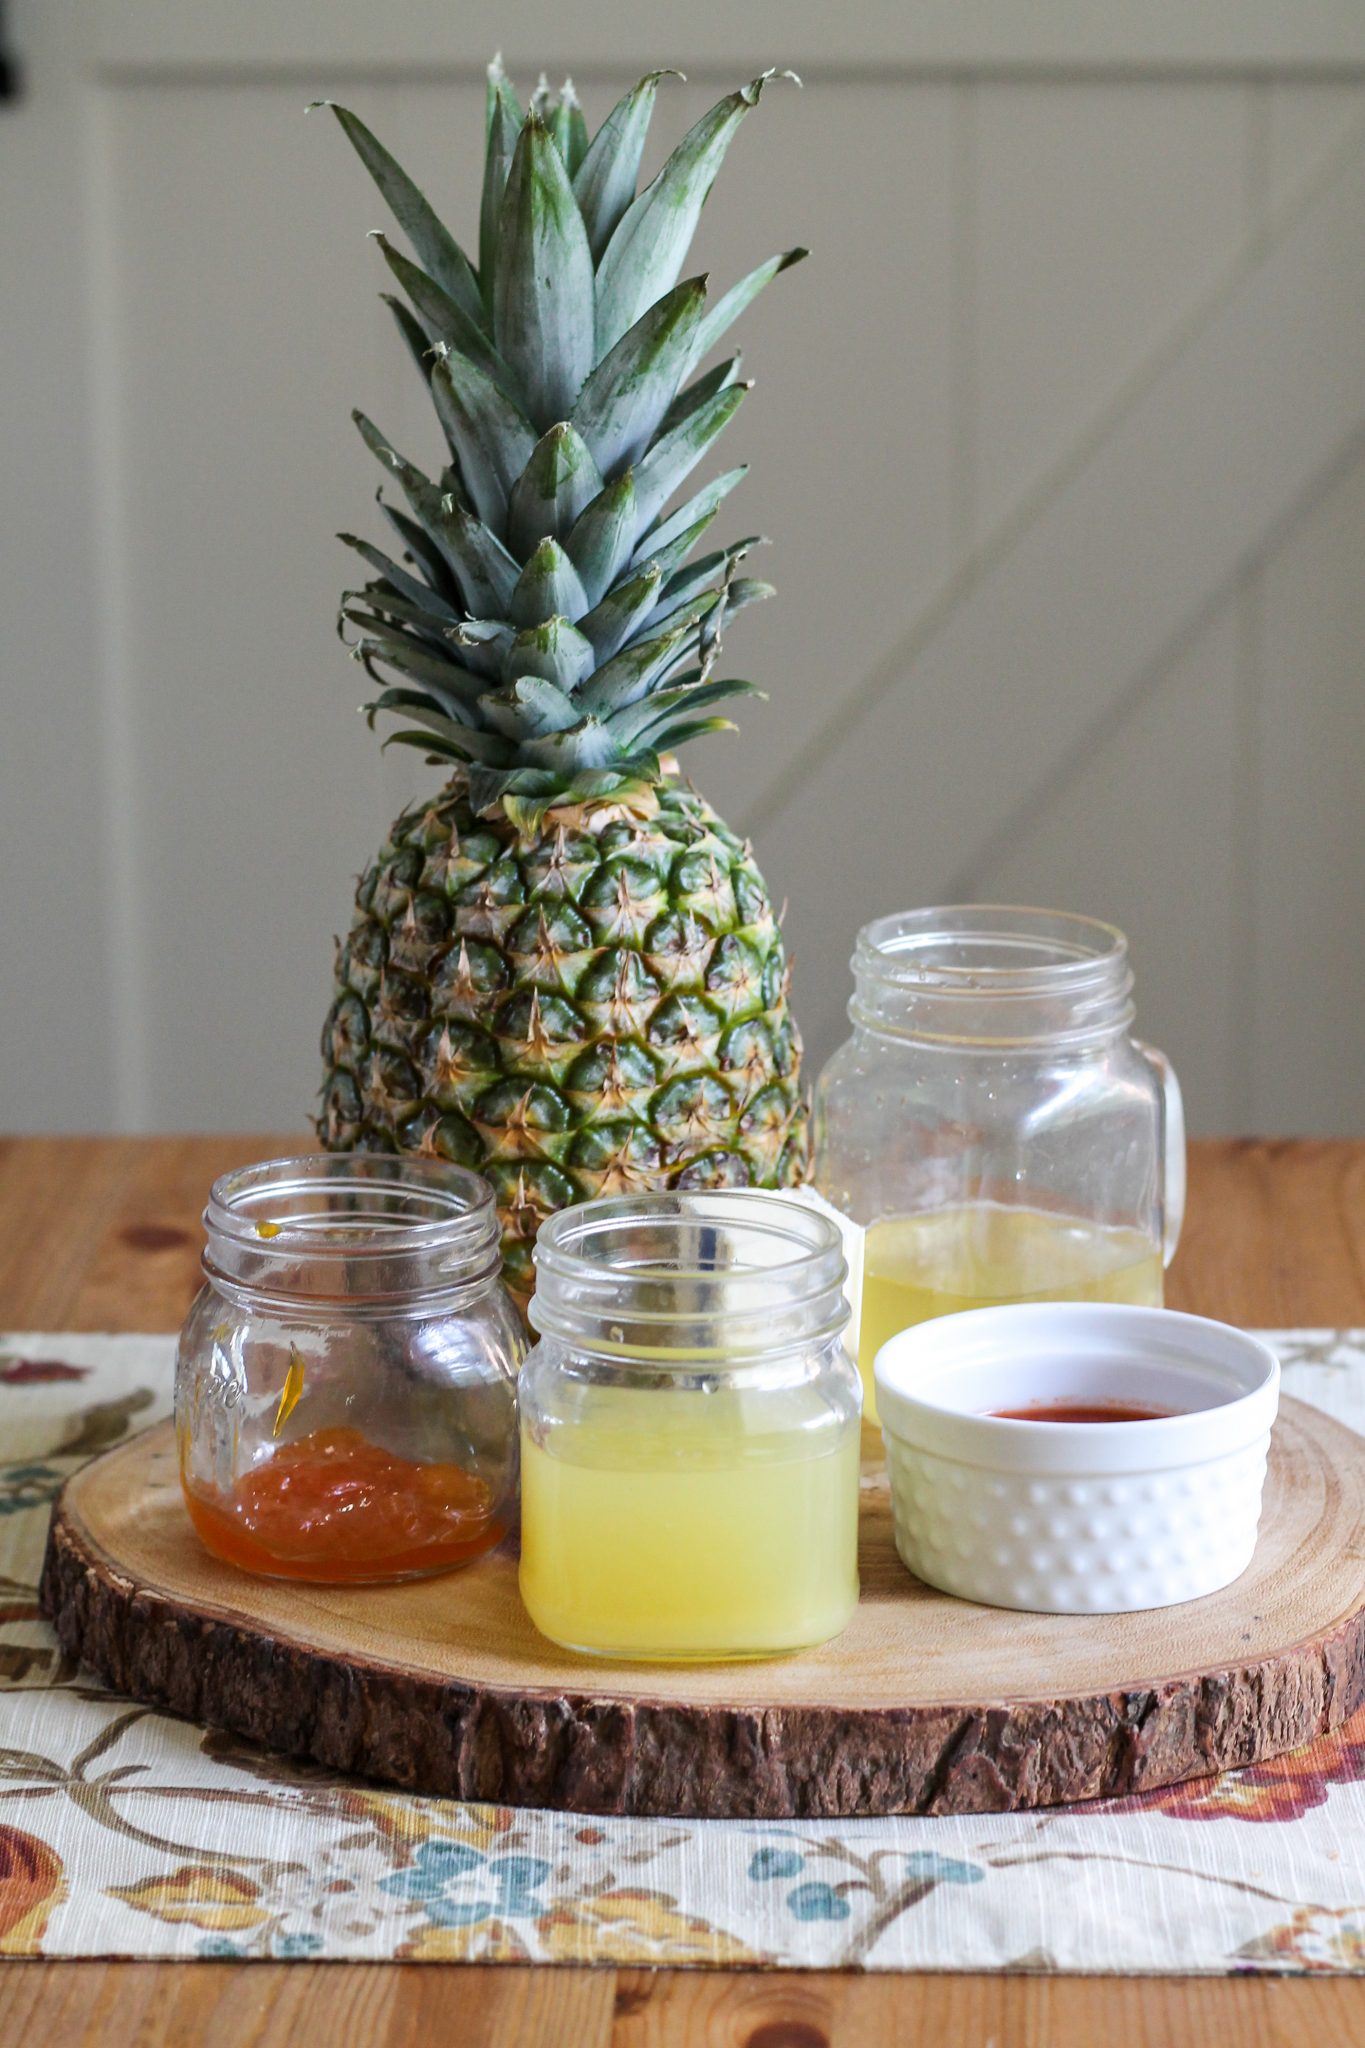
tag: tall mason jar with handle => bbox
[811,908,1185,1425]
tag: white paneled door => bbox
[4,2,1364,1135]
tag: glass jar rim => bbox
[534,1189,845,1285]
[856,905,1129,993]
[204,1153,499,1270]
[530,1190,850,1361]
[849,905,1136,1048]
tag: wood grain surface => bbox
[2,1133,1364,2044]
[40,1398,1365,1817]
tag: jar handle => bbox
[1137,1041,1185,1267]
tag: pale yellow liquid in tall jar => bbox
[857,1204,1163,1425]
[519,1390,860,1662]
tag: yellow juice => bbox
[519,1392,860,1661]
[858,1204,1163,1424]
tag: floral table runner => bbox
[2,1330,1365,1972]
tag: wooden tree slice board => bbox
[40,1399,1365,1819]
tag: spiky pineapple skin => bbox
[320,778,809,1299]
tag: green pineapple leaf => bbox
[563,470,638,604]
[594,75,784,354]
[577,562,663,663]
[318,103,484,327]
[484,53,523,142]
[551,80,589,178]
[570,276,708,477]
[363,663,488,720]
[635,587,721,653]
[636,713,740,751]
[506,617,595,689]
[506,423,604,559]
[481,675,581,738]
[498,787,561,834]
[436,500,522,617]
[646,540,763,622]
[687,248,807,370]
[631,383,748,529]
[342,594,451,652]
[449,617,516,678]
[377,702,513,764]
[607,674,763,747]
[633,467,747,567]
[337,534,462,622]
[658,355,745,438]
[510,538,590,627]
[430,349,537,531]
[572,70,679,262]
[351,412,524,617]
[480,60,522,315]
[381,292,435,388]
[379,726,473,763]
[721,574,777,616]
[370,234,513,395]
[374,496,456,601]
[576,619,697,716]
[494,113,596,430]
[519,714,626,773]
[351,410,454,539]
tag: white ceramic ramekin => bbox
[875,1303,1280,1614]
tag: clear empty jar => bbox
[176,1154,523,1583]
[813,908,1185,1424]
[518,1192,862,1662]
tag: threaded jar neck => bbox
[850,906,1136,1049]
[530,1192,849,1364]
[202,1154,502,1314]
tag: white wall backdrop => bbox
[4,1,1365,1136]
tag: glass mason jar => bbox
[176,1154,524,1583]
[812,908,1185,1425]
[518,1192,862,1662]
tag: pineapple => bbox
[317,62,811,1302]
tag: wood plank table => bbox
[1,1134,1363,2046]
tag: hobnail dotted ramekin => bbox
[874,1303,1280,1614]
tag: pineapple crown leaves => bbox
[317,61,803,829]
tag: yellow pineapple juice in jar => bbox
[518,1193,861,1662]
[520,1386,859,1660]
[812,910,1185,1426]
[856,1204,1163,1424]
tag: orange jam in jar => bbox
[181,1425,504,1582]
[176,1156,523,1585]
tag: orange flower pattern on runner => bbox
[1237,1906,1365,1972]
[0,1827,64,1955]
[1100,1707,1365,1823]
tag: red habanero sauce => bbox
[182,1426,503,1582]
[988,1400,1174,1424]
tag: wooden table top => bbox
[1,1133,1363,2045]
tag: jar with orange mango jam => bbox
[175,1156,523,1583]
[518,1193,862,1662]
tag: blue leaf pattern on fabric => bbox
[902,1853,985,1885]
[787,1881,852,1922]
